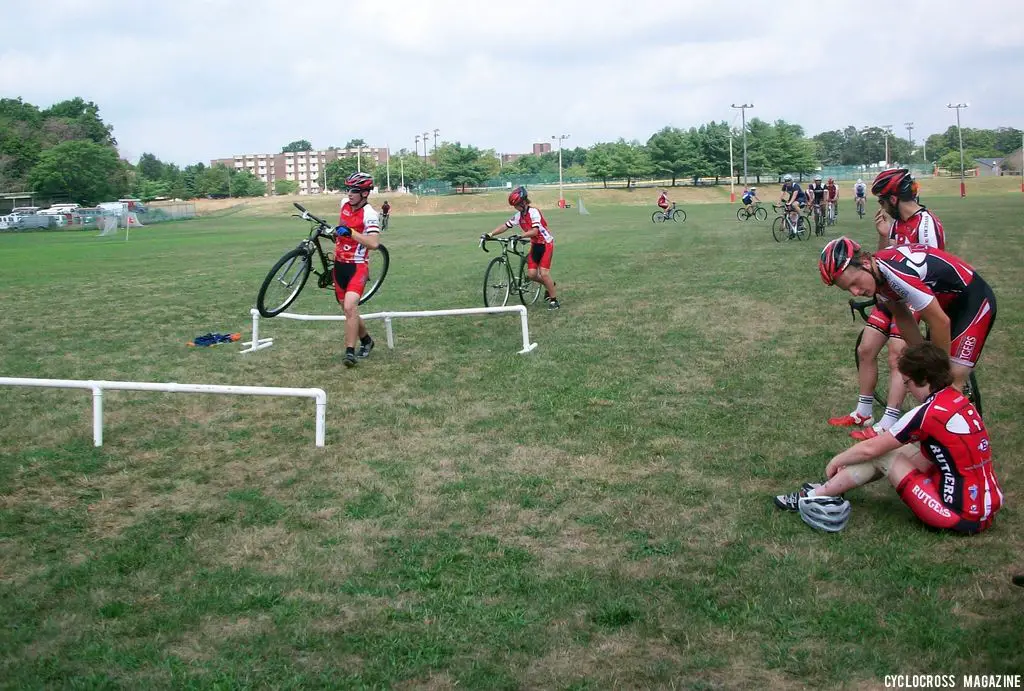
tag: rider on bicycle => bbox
[829,169,947,438]
[826,177,839,221]
[820,235,996,398]
[483,185,559,309]
[780,175,806,233]
[657,189,672,216]
[741,186,760,211]
[808,175,828,227]
[335,172,381,368]
[854,178,867,214]
[380,200,391,224]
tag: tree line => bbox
[3,96,1022,205]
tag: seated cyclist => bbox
[780,174,806,231]
[657,189,672,214]
[774,342,1002,534]
[741,186,760,210]
[854,178,867,206]
[826,177,839,220]
[808,174,827,220]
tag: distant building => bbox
[532,142,552,155]
[998,148,1022,175]
[973,157,1004,177]
[210,146,390,194]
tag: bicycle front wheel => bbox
[796,216,809,241]
[754,206,768,222]
[671,209,686,222]
[359,244,390,305]
[257,247,312,317]
[483,256,511,307]
[771,217,787,242]
[517,257,542,307]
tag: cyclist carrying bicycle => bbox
[741,186,760,211]
[829,169,947,438]
[335,172,381,367]
[780,174,806,234]
[819,236,996,397]
[483,185,559,309]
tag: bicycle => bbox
[826,200,837,226]
[380,213,390,231]
[736,203,768,222]
[479,235,543,307]
[848,297,982,416]
[652,203,686,223]
[855,197,866,219]
[771,204,809,242]
[255,202,390,318]
[811,202,826,237]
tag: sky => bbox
[3,0,1023,167]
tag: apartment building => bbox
[210,146,390,195]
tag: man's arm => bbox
[825,431,904,478]
[351,229,380,250]
[875,209,894,250]
[915,298,951,353]
[890,300,925,346]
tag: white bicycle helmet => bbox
[857,178,864,184]
[783,174,793,182]
[798,495,851,532]
[814,174,823,182]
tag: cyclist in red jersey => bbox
[825,177,838,221]
[483,186,559,309]
[820,236,996,394]
[829,169,947,439]
[775,343,1002,534]
[657,189,671,212]
[334,172,381,368]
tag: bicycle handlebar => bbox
[293,202,330,229]
[479,235,528,253]
[849,297,877,322]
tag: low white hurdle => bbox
[241,305,538,355]
[0,377,327,447]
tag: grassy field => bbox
[1,191,1022,689]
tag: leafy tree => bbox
[610,140,653,188]
[647,127,690,186]
[137,152,164,180]
[275,179,300,195]
[389,154,435,188]
[41,97,115,146]
[771,120,818,177]
[230,169,267,197]
[344,138,367,148]
[938,150,968,172]
[28,140,127,205]
[697,122,731,181]
[282,140,313,153]
[198,165,231,197]
[742,118,777,182]
[435,142,491,192]
[585,143,616,187]
[993,127,1023,155]
[325,156,378,191]
[182,163,205,198]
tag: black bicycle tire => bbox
[771,216,786,242]
[672,209,686,222]
[796,215,809,241]
[651,211,663,224]
[358,244,390,305]
[754,206,768,222]
[483,256,511,307]
[737,207,748,222]
[517,257,542,307]
[256,247,312,318]
[965,371,983,418]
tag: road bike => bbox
[652,203,686,223]
[479,235,543,307]
[826,200,837,226]
[255,202,390,317]
[855,197,866,219]
[736,203,768,222]
[848,297,982,416]
[771,204,809,242]
[812,202,826,237]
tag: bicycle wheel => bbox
[964,372,983,418]
[671,209,686,222]
[517,257,542,306]
[854,330,889,407]
[256,247,312,317]
[652,211,664,223]
[771,217,787,242]
[483,256,511,307]
[736,207,748,222]
[754,206,768,222]
[358,244,390,305]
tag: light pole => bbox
[551,133,570,207]
[882,125,893,167]
[423,131,430,161]
[728,129,735,202]
[415,135,420,162]
[433,128,439,162]
[904,122,914,160]
[400,156,405,191]
[731,103,753,185]
[357,144,362,173]
[385,146,391,191]
[946,103,969,197]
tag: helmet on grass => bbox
[819,236,861,286]
[871,168,915,200]
[508,185,528,207]
[345,172,374,192]
[799,495,851,532]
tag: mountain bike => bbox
[479,235,542,307]
[855,197,866,219]
[737,203,768,222]
[771,204,809,242]
[812,203,826,237]
[652,203,686,223]
[255,203,390,318]
[848,297,982,416]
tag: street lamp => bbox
[731,103,753,185]
[946,102,969,197]
[551,134,570,207]
[433,128,439,162]
[423,131,430,161]
[415,135,420,162]
[904,122,914,160]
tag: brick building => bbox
[210,146,390,195]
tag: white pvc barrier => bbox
[241,305,538,355]
[0,377,327,448]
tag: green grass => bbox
[1,195,1022,689]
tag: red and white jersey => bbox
[874,245,975,312]
[505,206,554,245]
[335,202,380,264]
[826,183,838,200]
[888,208,945,250]
[889,387,1002,522]
[657,192,669,206]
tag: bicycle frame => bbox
[290,207,336,288]
[480,235,539,306]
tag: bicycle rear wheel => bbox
[652,211,664,223]
[771,217,787,242]
[358,244,390,305]
[796,216,809,241]
[257,247,312,317]
[517,257,542,306]
[483,256,511,307]
[737,207,749,222]
[754,206,768,221]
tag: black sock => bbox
[346,346,355,356]
[360,334,373,345]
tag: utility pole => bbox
[415,135,420,162]
[904,122,914,161]
[731,103,753,185]
[946,103,969,197]
[433,128,439,162]
[423,131,430,161]
[551,134,570,207]
[883,126,893,167]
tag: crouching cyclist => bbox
[774,342,1003,534]
[335,172,381,368]
[483,186,559,309]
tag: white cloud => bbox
[2,0,1022,165]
